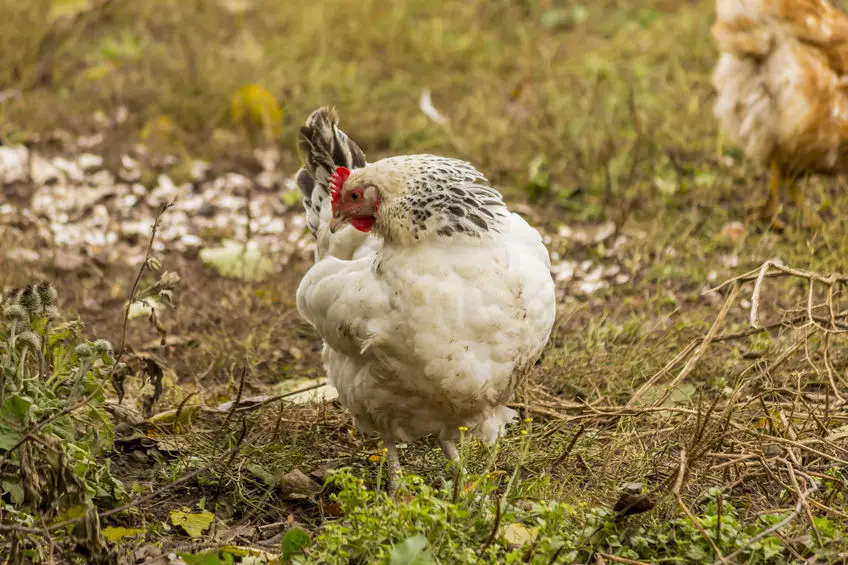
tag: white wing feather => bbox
[296,210,555,443]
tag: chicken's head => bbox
[329,166,383,233]
[327,155,504,245]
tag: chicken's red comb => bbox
[329,166,350,212]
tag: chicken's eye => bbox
[351,192,360,201]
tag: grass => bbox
[2,0,848,563]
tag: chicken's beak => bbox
[329,215,347,233]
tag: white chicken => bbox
[294,108,556,492]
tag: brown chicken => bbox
[712,0,848,227]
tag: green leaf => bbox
[813,516,835,539]
[685,543,708,561]
[0,423,23,451]
[103,526,146,543]
[281,526,310,560]
[49,319,84,346]
[526,154,551,200]
[761,536,784,559]
[170,508,215,538]
[199,240,274,282]
[2,479,24,505]
[50,504,87,533]
[389,535,433,565]
[1,394,33,426]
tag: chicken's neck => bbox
[374,185,509,246]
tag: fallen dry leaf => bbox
[503,523,539,546]
[278,468,321,500]
[169,508,215,538]
[719,221,746,243]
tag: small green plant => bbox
[0,281,128,561]
[525,154,552,202]
[291,471,796,564]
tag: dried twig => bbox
[550,424,586,472]
[672,449,725,563]
[233,381,330,413]
[785,461,823,549]
[113,203,173,368]
[630,284,740,407]
[707,261,848,296]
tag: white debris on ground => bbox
[1,138,632,296]
[548,221,631,296]
[0,142,315,272]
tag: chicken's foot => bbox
[786,179,823,229]
[747,159,783,228]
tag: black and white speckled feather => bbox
[343,154,510,244]
[404,180,508,240]
[295,107,366,237]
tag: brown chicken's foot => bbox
[746,159,784,229]
[746,212,784,231]
[801,209,823,229]
[745,201,783,229]
[786,181,823,229]
[748,199,780,222]
[385,442,401,496]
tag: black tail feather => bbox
[296,107,366,236]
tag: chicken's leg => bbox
[786,178,822,229]
[439,439,459,462]
[439,438,468,478]
[748,159,782,226]
[385,442,401,496]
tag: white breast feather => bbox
[296,211,556,444]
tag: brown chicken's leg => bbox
[786,179,823,229]
[748,159,782,226]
